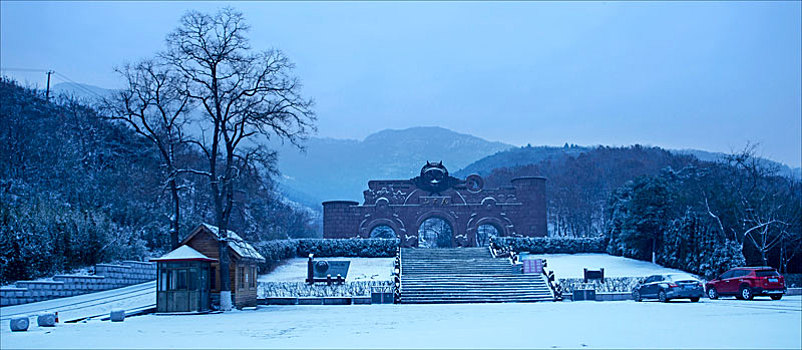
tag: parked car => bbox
[632,273,704,302]
[705,267,786,300]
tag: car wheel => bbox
[707,287,718,300]
[658,290,668,303]
[770,295,782,301]
[690,297,700,302]
[739,286,754,300]
[633,290,642,302]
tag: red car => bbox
[705,267,786,300]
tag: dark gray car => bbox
[632,273,704,302]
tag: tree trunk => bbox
[651,238,656,264]
[169,178,180,249]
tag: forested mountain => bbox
[458,144,801,274]
[0,78,315,283]
[475,145,698,237]
[456,144,801,179]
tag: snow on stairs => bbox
[399,248,554,304]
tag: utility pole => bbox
[45,70,54,101]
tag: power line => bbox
[51,71,107,100]
[1,67,109,101]
[0,67,50,73]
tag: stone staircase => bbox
[399,248,554,304]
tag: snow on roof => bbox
[200,223,266,262]
[152,245,217,262]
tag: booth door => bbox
[160,265,202,312]
[168,268,190,312]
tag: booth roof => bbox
[200,223,266,262]
[151,245,218,262]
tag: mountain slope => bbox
[273,127,513,204]
[455,145,800,180]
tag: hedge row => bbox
[254,238,399,272]
[255,236,607,272]
[496,236,607,254]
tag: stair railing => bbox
[392,245,401,304]
[544,269,563,301]
[489,236,519,265]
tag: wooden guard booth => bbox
[181,224,266,308]
[152,245,216,313]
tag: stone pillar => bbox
[511,176,547,237]
[322,201,360,239]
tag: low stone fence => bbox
[258,280,392,299]
[557,277,642,294]
[0,261,156,306]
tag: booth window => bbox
[159,270,167,291]
[210,266,216,291]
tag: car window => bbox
[667,274,696,282]
[720,271,734,279]
[654,275,664,282]
[735,270,751,278]
[756,270,780,277]
[644,276,656,283]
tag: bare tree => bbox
[101,60,192,249]
[706,144,802,267]
[163,8,315,310]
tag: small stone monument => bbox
[110,309,125,322]
[37,313,56,327]
[10,317,29,332]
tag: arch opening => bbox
[475,223,501,247]
[370,225,396,239]
[417,217,453,248]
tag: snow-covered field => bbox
[3,297,800,349]
[260,253,682,283]
[527,253,689,278]
[258,257,394,282]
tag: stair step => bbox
[398,248,554,304]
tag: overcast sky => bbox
[2,1,800,167]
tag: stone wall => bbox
[0,261,156,306]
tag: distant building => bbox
[323,162,547,247]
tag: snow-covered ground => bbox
[259,257,394,282]
[260,253,680,283]
[3,296,800,349]
[526,253,689,278]
[0,281,155,328]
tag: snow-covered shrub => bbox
[255,238,399,273]
[0,187,147,284]
[557,277,642,293]
[296,238,399,258]
[258,280,392,298]
[496,236,606,254]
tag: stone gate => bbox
[322,162,547,247]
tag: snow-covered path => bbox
[0,281,155,326]
[3,296,800,349]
